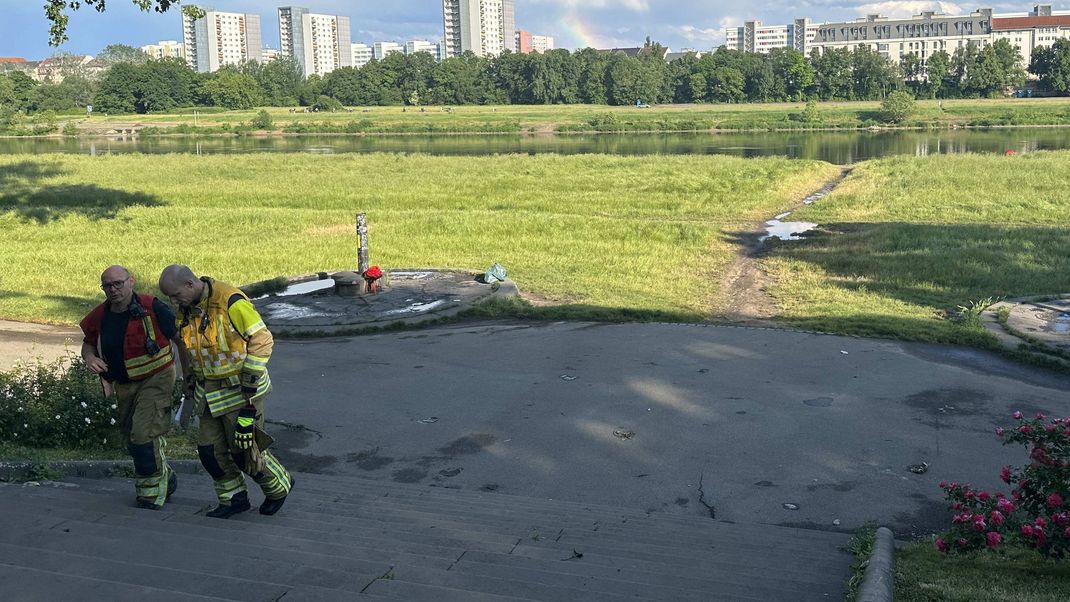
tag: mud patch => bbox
[891,496,949,539]
[674,497,690,507]
[807,481,857,492]
[438,433,497,456]
[271,449,337,474]
[438,467,463,478]
[391,468,427,483]
[754,480,777,487]
[346,447,394,471]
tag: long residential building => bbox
[443,0,516,58]
[141,40,184,60]
[516,30,555,53]
[724,5,1070,70]
[182,6,262,73]
[279,6,352,77]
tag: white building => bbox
[279,7,352,77]
[352,43,373,68]
[183,6,262,73]
[531,34,554,53]
[725,19,817,54]
[442,0,516,58]
[406,40,441,60]
[141,40,184,60]
[992,5,1070,70]
[374,42,404,60]
[261,48,281,62]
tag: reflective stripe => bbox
[242,320,266,338]
[243,354,269,373]
[212,475,247,502]
[125,346,174,378]
[257,451,291,499]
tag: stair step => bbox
[0,562,231,601]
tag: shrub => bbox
[935,411,1070,559]
[879,91,916,124]
[251,109,273,130]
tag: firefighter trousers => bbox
[197,397,291,506]
[114,364,176,507]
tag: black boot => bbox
[259,477,294,516]
[206,491,251,519]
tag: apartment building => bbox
[140,40,184,60]
[406,40,441,60]
[183,6,262,73]
[374,42,404,60]
[442,0,516,58]
[279,7,352,77]
[351,43,373,68]
[516,30,555,54]
[725,19,817,54]
[992,5,1070,67]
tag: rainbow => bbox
[559,9,605,49]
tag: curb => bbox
[856,526,896,602]
[0,459,204,482]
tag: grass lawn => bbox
[0,430,199,467]
[0,153,838,325]
[764,151,1070,346]
[896,543,1070,602]
[66,98,1070,134]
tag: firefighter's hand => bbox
[85,356,108,374]
[234,406,257,450]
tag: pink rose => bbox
[1021,524,1034,537]
[990,510,1005,526]
[978,491,991,502]
[1065,527,1070,539]
[1035,517,1047,528]
[1035,531,1047,546]
[986,532,1002,549]
[1047,493,1064,509]
[972,520,987,533]
[939,480,948,489]
[1000,466,1012,483]
[997,498,1015,514]
[1013,411,1023,419]
[1053,513,1069,526]
[1019,425,1032,435]
[957,538,969,548]
[936,538,948,553]
[1035,412,1046,421]
[995,427,1005,437]
[952,502,963,510]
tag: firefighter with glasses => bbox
[158,264,292,518]
[80,265,179,510]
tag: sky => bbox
[0,0,1055,60]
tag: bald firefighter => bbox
[159,265,293,518]
[80,265,178,510]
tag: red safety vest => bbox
[80,293,174,380]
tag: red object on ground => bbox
[362,266,383,294]
[1005,150,1016,156]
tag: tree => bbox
[709,67,745,103]
[93,62,138,113]
[200,68,262,109]
[96,44,149,67]
[924,50,953,98]
[1030,39,1070,95]
[811,47,853,100]
[769,48,814,101]
[879,90,916,123]
[900,53,923,95]
[575,48,609,104]
[851,46,898,100]
[43,1,201,47]
[6,72,39,112]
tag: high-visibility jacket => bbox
[178,277,273,417]
[80,293,174,381]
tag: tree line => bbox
[3,39,1070,118]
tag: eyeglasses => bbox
[101,279,129,291]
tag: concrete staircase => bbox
[0,472,853,601]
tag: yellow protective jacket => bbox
[178,277,273,417]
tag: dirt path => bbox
[716,169,852,325]
[0,320,80,371]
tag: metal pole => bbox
[357,212,369,274]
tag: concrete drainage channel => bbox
[855,527,897,602]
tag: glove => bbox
[234,406,257,450]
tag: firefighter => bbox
[80,265,178,510]
[158,264,292,518]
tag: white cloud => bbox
[674,25,725,46]
[850,2,965,20]
[526,0,651,12]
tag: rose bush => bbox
[936,412,1070,559]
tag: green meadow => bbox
[764,152,1070,345]
[0,153,837,325]
[895,543,1070,602]
[71,97,1070,134]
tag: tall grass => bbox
[0,153,839,325]
[764,152,1070,344]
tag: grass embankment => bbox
[895,544,1070,601]
[69,98,1070,135]
[764,152,1070,346]
[0,153,838,325]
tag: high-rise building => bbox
[374,42,404,60]
[516,31,554,54]
[141,40,184,60]
[182,6,262,73]
[352,43,373,68]
[261,48,281,62]
[279,7,352,77]
[442,0,515,58]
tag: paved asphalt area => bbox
[259,320,1070,539]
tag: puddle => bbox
[760,219,819,242]
[382,299,448,316]
[264,302,332,320]
[258,279,335,298]
[1053,313,1070,333]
